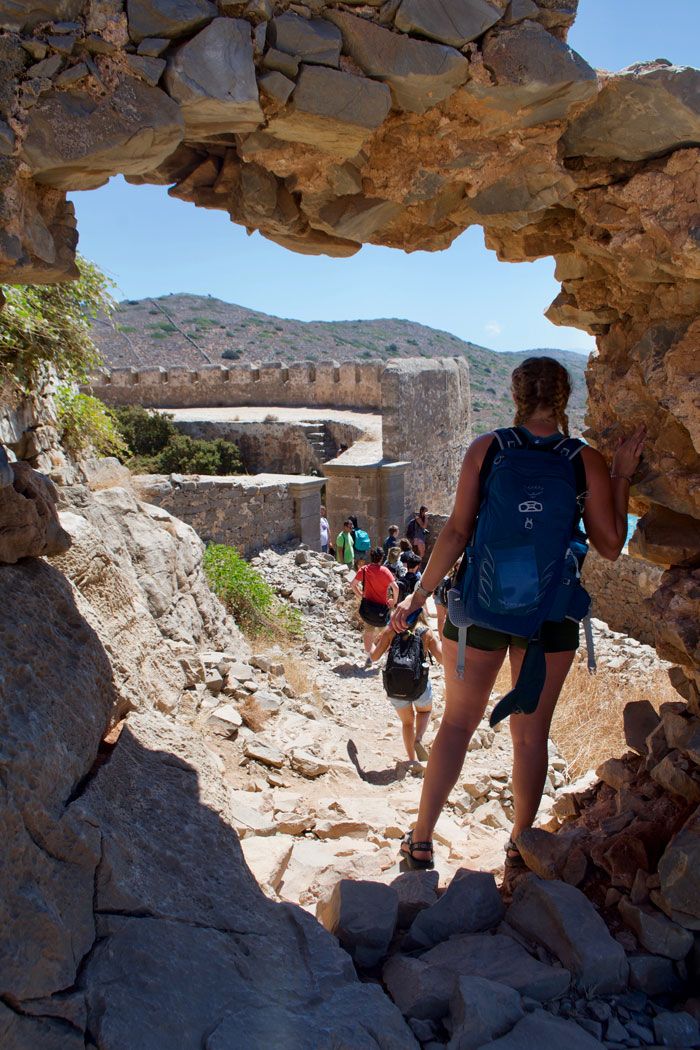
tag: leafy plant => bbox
[111,404,177,456]
[203,544,303,639]
[222,348,241,360]
[0,255,114,393]
[111,404,243,475]
[55,386,127,458]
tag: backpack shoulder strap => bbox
[493,427,524,450]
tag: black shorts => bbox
[442,616,579,653]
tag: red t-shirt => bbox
[355,563,395,605]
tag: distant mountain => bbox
[90,293,589,434]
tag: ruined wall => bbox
[382,357,471,518]
[583,551,665,648]
[91,361,383,410]
[132,472,323,557]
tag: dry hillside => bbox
[90,294,589,434]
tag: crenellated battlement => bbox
[89,360,385,411]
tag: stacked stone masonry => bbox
[91,361,384,410]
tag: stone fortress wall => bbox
[91,361,384,411]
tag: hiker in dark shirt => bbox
[391,357,646,880]
[406,506,429,561]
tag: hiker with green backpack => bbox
[391,356,646,878]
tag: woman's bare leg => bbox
[508,647,576,840]
[436,604,447,637]
[396,705,417,760]
[414,706,432,745]
[410,640,507,858]
[362,627,376,654]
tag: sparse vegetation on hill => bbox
[90,293,589,434]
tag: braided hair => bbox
[511,356,572,436]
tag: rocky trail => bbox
[187,546,668,909]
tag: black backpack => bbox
[383,630,429,701]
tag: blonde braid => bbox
[511,357,572,436]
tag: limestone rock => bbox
[317,879,399,968]
[0,0,82,31]
[127,0,218,43]
[624,700,662,756]
[383,954,456,1021]
[258,70,295,105]
[290,748,329,777]
[0,462,71,564]
[619,897,694,959]
[244,740,286,767]
[446,975,524,1050]
[208,703,243,734]
[164,19,263,139]
[268,12,342,68]
[327,10,470,114]
[507,878,629,995]
[653,1010,700,1047]
[473,20,597,124]
[628,954,684,997]
[394,0,502,47]
[23,79,184,191]
[481,1010,607,1049]
[657,807,700,927]
[405,868,505,950]
[564,61,700,161]
[392,869,440,926]
[267,64,392,157]
[650,752,700,803]
[422,933,571,1001]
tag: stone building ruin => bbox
[1,0,699,1046]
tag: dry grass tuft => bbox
[239,694,273,733]
[491,657,677,778]
[282,651,325,710]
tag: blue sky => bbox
[70,0,698,355]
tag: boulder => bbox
[422,933,571,1001]
[507,878,629,995]
[383,954,457,1021]
[480,1010,607,1049]
[326,11,469,114]
[653,1010,700,1048]
[0,0,82,31]
[244,741,286,768]
[624,700,662,756]
[127,0,218,43]
[317,879,399,968]
[650,752,700,803]
[563,61,700,161]
[471,20,597,125]
[618,897,694,960]
[515,827,583,880]
[22,79,184,191]
[164,19,263,139]
[267,64,392,158]
[446,975,524,1050]
[392,869,440,926]
[208,703,243,734]
[267,13,342,68]
[290,748,328,778]
[394,0,502,47]
[657,806,700,926]
[405,869,505,950]
[628,954,684,997]
[0,462,72,564]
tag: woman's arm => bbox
[582,424,646,561]
[391,434,493,633]
[350,567,365,599]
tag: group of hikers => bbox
[325,356,645,885]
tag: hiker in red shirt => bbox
[351,547,399,668]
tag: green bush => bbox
[222,348,241,360]
[203,544,303,639]
[111,404,243,475]
[55,387,127,458]
[0,256,114,393]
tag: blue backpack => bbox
[447,427,595,726]
[354,528,371,553]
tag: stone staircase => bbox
[304,424,338,464]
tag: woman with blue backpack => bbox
[391,356,646,876]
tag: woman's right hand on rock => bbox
[612,423,647,480]
[390,592,424,634]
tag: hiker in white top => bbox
[370,612,442,771]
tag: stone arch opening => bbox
[2,0,697,701]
